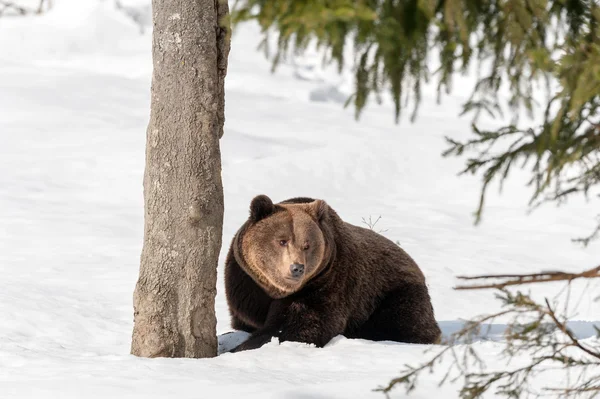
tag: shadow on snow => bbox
[217,320,599,355]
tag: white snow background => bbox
[1,1,599,398]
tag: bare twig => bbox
[361,215,388,233]
[455,266,600,290]
[544,386,600,394]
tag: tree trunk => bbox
[131,0,230,358]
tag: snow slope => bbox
[0,1,599,398]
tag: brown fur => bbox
[225,195,441,351]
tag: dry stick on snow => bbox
[454,265,600,290]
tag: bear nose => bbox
[290,263,305,279]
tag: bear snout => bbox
[289,263,305,279]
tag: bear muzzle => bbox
[289,263,305,279]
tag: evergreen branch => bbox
[544,373,600,395]
[544,386,600,394]
[375,346,450,397]
[543,298,600,361]
[377,285,600,398]
[378,282,600,398]
[374,309,514,396]
[573,216,600,247]
[232,0,600,242]
[460,352,562,398]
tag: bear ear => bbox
[308,199,328,222]
[249,195,275,222]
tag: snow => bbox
[0,1,599,398]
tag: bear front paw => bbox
[230,332,276,353]
[278,328,330,348]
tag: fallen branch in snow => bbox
[454,265,600,290]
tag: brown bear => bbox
[224,195,441,352]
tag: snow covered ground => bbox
[0,1,599,398]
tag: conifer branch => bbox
[544,298,600,361]
[378,269,600,398]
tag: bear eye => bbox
[279,240,288,247]
[303,243,310,250]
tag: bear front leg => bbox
[225,255,273,333]
[229,299,346,352]
[231,314,257,333]
[230,300,288,353]
[277,301,346,348]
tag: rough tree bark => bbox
[131,0,230,358]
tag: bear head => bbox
[232,195,334,299]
